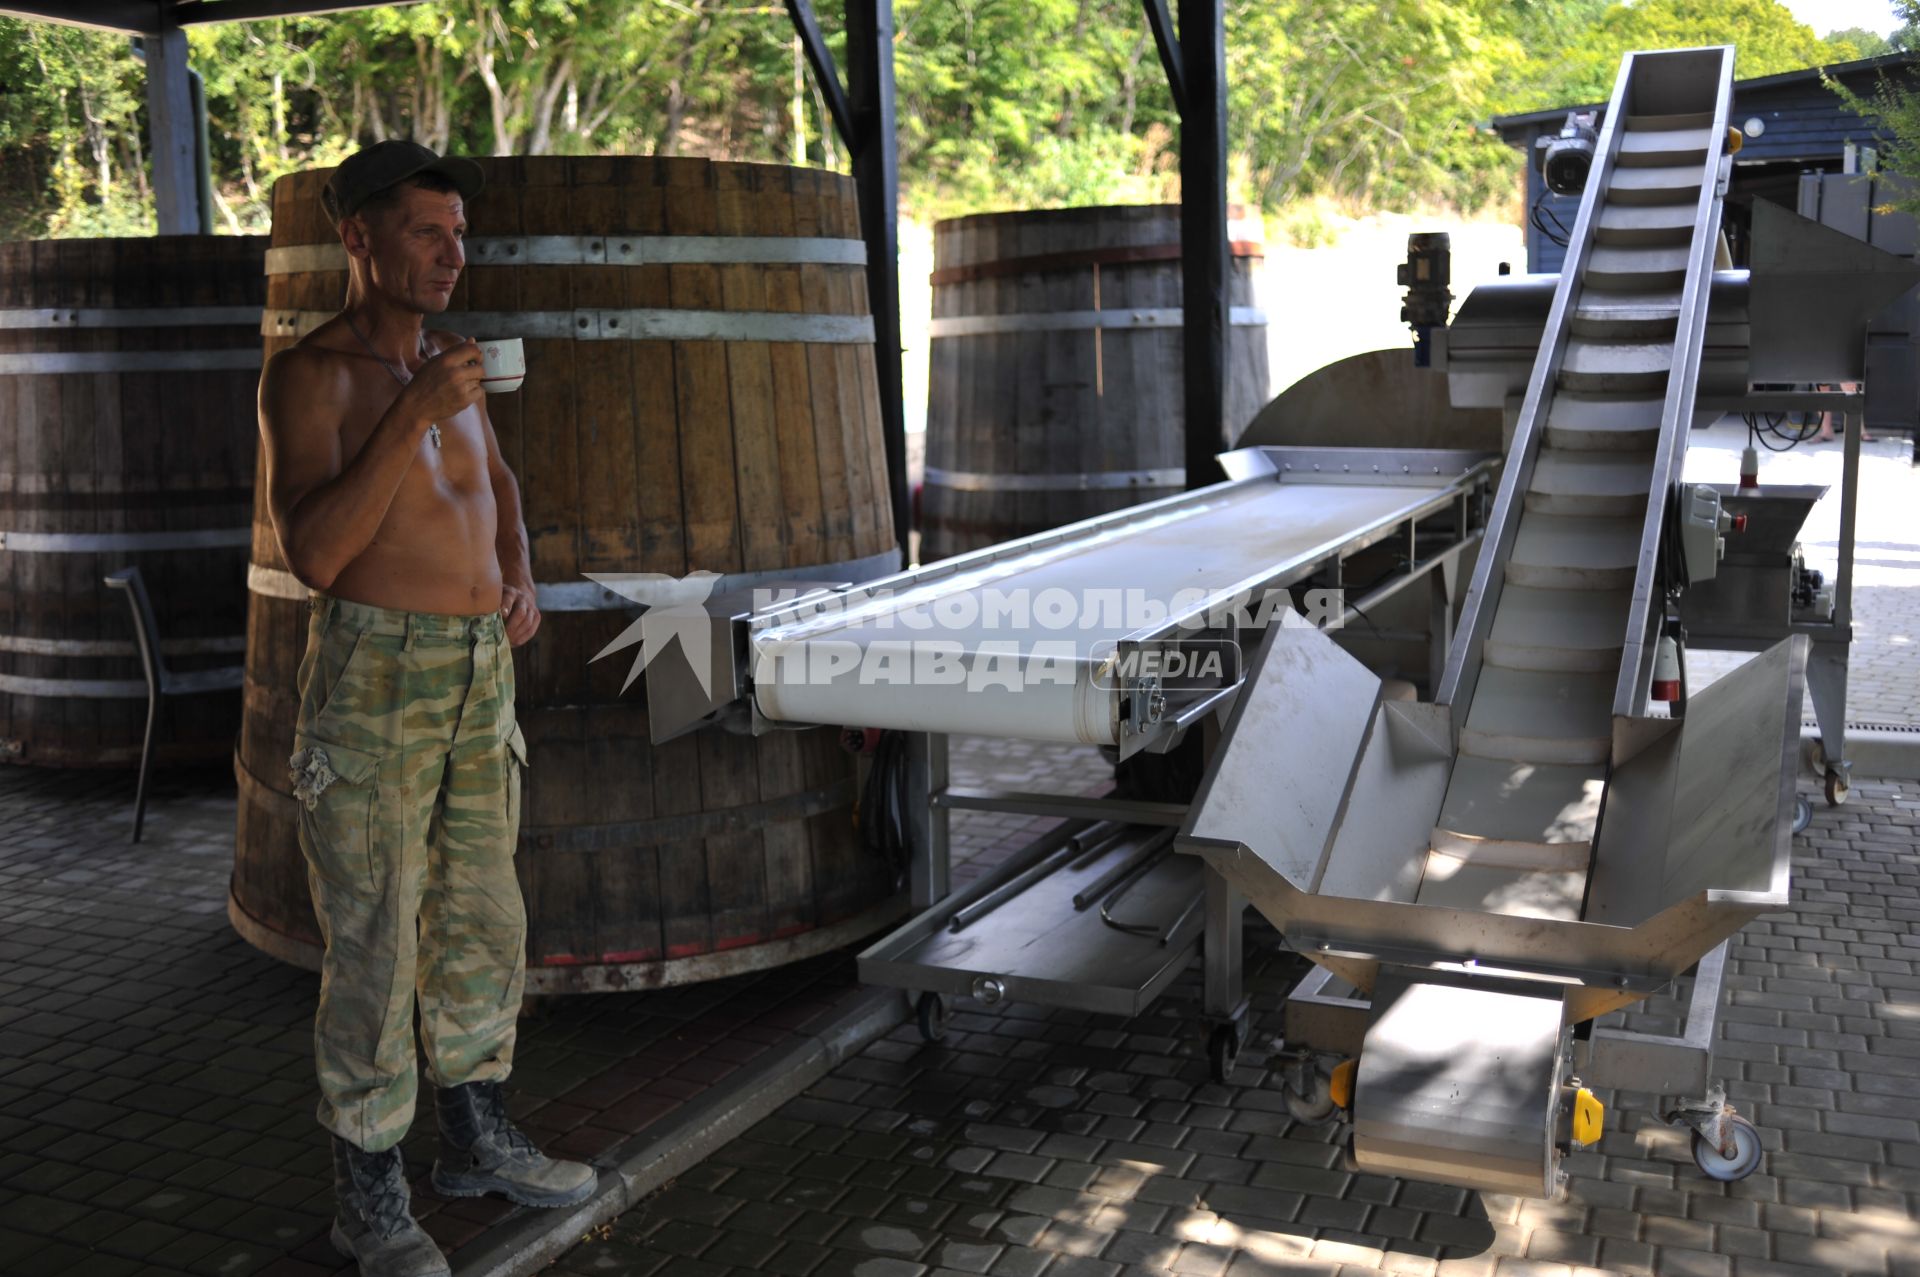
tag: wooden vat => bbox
[0,235,263,767]
[919,204,1269,561]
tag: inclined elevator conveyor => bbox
[1431,57,1739,923]
[1182,46,1795,1196]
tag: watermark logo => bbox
[585,573,1342,696]
[1089,638,1242,692]
[585,571,722,695]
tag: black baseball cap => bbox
[321,140,484,225]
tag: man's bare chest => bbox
[340,381,490,495]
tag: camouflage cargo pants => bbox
[290,594,529,1153]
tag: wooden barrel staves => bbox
[919,204,1270,562]
[231,157,903,993]
[0,236,264,767]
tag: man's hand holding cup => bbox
[404,337,486,429]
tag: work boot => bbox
[329,1135,451,1277]
[431,1080,597,1208]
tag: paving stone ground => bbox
[549,770,1920,1277]
[0,739,1095,1277]
[1,427,1915,1276]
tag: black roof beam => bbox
[0,1,163,33]
[173,0,430,26]
[0,0,430,33]
[785,0,857,147]
[1142,0,1186,120]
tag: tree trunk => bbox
[791,34,806,166]
[273,72,289,164]
[471,6,520,157]
[527,57,571,156]
[811,77,838,169]
[74,81,112,201]
[211,186,244,234]
[662,79,686,156]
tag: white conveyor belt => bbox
[749,449,1491,745]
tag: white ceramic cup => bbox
[477,338,525,393]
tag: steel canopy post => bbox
[1177,0,1228,489]
[143,24,202,235]
[788,0,909,564]
[845,3,910,563]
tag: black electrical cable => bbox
[1530,194,1568,247]
[1542,202,1573,244]
[1327,555,1416,638]
[1745,411,1818,453]
[1530,187,1572,249]
[858,729,912,890]
[1767,408,1820,444]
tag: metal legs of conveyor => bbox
[870,562,1473,1079]
[889,729,1252,1075]
[905,733,950,910]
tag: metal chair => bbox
[103,567,245,843]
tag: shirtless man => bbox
[258,141,593,1277]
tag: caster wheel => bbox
[1283,1063,1339,1126]
[1825,768,1849,807]
[1207,1024,1241,1082]
[1692,1115,1763,1182]
[1792,795,1813,834]
[915,992,948,1043]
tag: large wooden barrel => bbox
[919,204,1270,562]
[232,157,902,992]
[0,235,264,768]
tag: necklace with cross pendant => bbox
[344,314,442,449]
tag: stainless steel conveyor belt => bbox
[745,447,1495,754]
[646,444,1497,1083]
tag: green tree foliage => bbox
[1529,0,1838,108]
[1828,2,1920,215]
[1827,27,1894,60]
[893,0,1179,216]
[0,0,1901,238]
[0,19,152,236]
[1228,0,1520,211]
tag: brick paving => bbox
[549,772,1920,1277]
[0,737,1097,1277]
[944,737,1108,890]
[0,437,1914,1277]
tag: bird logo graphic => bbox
[585,571,723,696]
